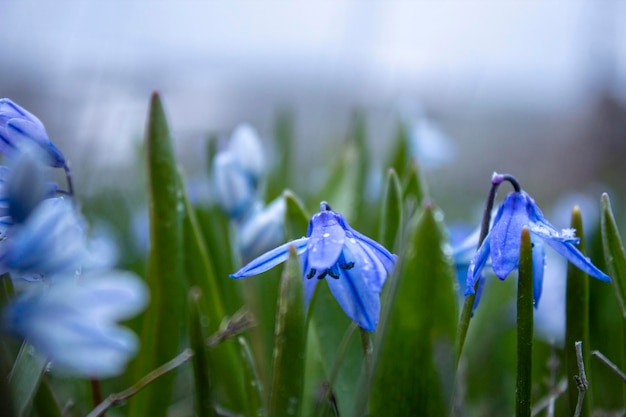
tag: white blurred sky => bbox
[1,1,625,172]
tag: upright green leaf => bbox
[8,343,46,417]
[378,168,402,252]
[269,246,306,417]
[239,337,266,417]
[267,110,294,199]
[284,190,309,240]
[189,288,215,417]
[402,160,427,211]
[180,171,245,410]
[516,227,533,417]
[565,207,591,417]
[388,122,410,179]
[369,204,457,416]
[601,193,626,321]
[128,92,185,417]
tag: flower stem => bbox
[516,227,534,417]
[456,173,518,361]
[63,163,74,196]
[573,341,589,417]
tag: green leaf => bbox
[388,122,410,179]
[180,173,245,410]
[33,378,63,417]
[8,342,47,417]
[402,160,428,212]
[516,227,533,417]
[601,193,626,321]
[369,204,457,416]
[284,190,309,241]
[128,92,186,417]
[565,207,591,417]
[269,246,306,417]
[189,288,216,417]
[378,168,402,252]
[267,110,294,199]
[238,336,266,417]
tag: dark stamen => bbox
[307,269,317,279]
[320,201,332,211]
[339,262,354,270]
[328,269,340,279]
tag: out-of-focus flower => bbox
[212,124,264,220]
[231,201,397,331]
[238,196,286,262]
[0,99,66,168]
[466,189,611,306]
[0,197,88,280]
[2,271,148,378]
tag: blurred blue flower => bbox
[466,190,611,306]
[451,225,485,314]
[212,124,265,220]
[238,196,286,263]
[0,197,88,280]
[2,271,148,378]
[0,98,66,168]
[231,201,397,331]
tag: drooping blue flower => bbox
[231,201,397,331]
[0,98,67,168]
[466,190,611,306]
[2,271,148,378]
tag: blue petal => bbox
[490,192,529,280]
[345,236,387,293]
[7,119,66,168]
[326,249,380,331]
[540,237,611,282]
[338,215,396,272]
[466,234,491,295]
[307,211,345,270]
[230,237,309,278]
[531,236,546,307]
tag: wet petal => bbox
[466,236,491,295]
[339,215,396,272]
[541,237,611,282]
[490,192,529,280]
[307,211,345,270]
[230,237,309,278]
[301,254,319,306]
[345,236,388,293]
[326,251,380,331]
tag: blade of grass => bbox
[565,207,591,417]
[268,246,306,417]
[516,227,534,417]
[128,92,185,417]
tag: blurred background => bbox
[2,1,626,217]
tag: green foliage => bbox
[128,92,186,417]
[369,204,458,416]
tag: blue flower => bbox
[212,124,265,220]
[466,190,611,306]
[231,201,397,331]
[2,271,148,378]
[0,197,88,280]
[0,99,67,168]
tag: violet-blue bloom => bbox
[466,190,611,306]
[231,201,397,331]
[0,99,66,168]
[2,271,148,378]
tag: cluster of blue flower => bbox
[0,99,147,378]
[227,146,611,335]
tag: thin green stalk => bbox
[516,227,534,417]
[565,207,591,417]
[456,173,520,361]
